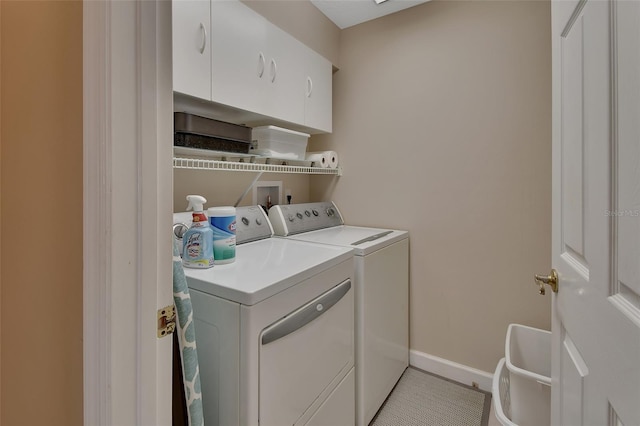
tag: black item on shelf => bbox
[174,112,251,154]
[174,133,251,154]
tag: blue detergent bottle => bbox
[182,195,215,269]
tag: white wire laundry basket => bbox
[492,324,551,426]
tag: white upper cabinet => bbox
[264,24,306,126]
[172,0,333,133]
[210,0,268,115]
[304,49,332,132]
[172,0,211,100]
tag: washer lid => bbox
[284,225,408,255]
[183,238,353,305]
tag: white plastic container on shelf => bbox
[251,126,309,160]
[492,324,551,426]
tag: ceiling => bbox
[310,0,432,29]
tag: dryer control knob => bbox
[288,214,295,222]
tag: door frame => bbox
[83,1,174,424]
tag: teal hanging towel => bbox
[173,238,205,426]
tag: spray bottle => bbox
[182,195,214,269]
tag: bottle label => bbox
[185,232,203,258]
[191,212,207,226]
[210,216,236,262]
[183,227,214,269]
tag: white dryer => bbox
[269,202,409,426]
[173,206,355,426]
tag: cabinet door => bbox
[211,0,268,115]
[172,0,211,100]
[304,50,332,133]
[264,26,305,125]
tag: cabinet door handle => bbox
[270,58,277,83]
[257,52,265,78]
[306,76,313,98]
[199,23,207,55]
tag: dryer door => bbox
[259,279,354,426]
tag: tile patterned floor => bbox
[371,367,492,426]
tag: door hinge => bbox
[157,305,176,338]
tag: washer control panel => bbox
[235,205,273,244]
[268,202,344,236]
[173,206,273,246]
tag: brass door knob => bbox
[534,269,558,295]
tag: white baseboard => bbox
[409,349,494,392]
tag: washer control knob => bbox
[288,214,295,222]
[255,217,262,226]
[305,210,311,217]
[326,208,335,217]
[241,217,250,226]
[173,223,189,239]
[296,212,303,219]
[312,209,319,217]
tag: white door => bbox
[551,0,640,425]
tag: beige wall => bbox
[174,170,311,211]
[310,0,552,372]
[0,1,83,424]
[241,0,341,66]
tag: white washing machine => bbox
[269,202,409,426]
[173,206,355,426]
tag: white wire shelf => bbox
[173,156,342,176]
